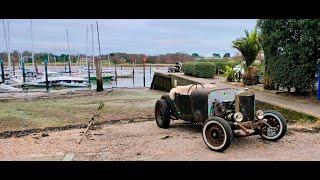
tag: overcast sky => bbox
[0,19,257,57]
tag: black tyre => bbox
[202,117,233,152]
[155,99,171,129]
[260,110,287,141]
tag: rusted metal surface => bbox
[235,91,255,121]
[190,89,209,123]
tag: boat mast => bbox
[2,20,11,75]
[85,25,88,67]
[96,22,101,57]
[91,24,94,71]
[66,29,71,75]
[7,21,11,74]
[30,19,35,71]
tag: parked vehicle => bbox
[155,84,287,152]
[168,61,182,73]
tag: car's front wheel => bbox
[259,110,287,141]
[202,117,233,152]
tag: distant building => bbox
[212,53,221,59]
[223,53,231,58]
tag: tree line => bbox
[0,51,242,65]
[0,51,198,65]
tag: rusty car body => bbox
[155,84,287,152]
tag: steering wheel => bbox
[187,83,205,95]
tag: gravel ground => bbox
[1,120,320,161]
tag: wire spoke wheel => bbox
[260,110,287,141]
[202,117,233,152]
[261,116,281,137]
[205,123,225,147]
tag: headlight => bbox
[234,112,243,122]
[256,110,264,120]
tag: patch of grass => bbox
[255,100,318,123]
[0,90,163,132]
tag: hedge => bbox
[194,62,216,78]
[181,61,195,76]
[258,19,320,94]
[182,61,215,78]
[194,59,239,74]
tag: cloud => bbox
[155,39,195,46]
[0,19,257,56]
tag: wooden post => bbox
[95,57,103,92]
[132,62,135,85]
[115,64,118,85]
[22,59,26,83]
[95,22,103,92]
[132,62,135,78]
[87,59,91,85]
[0,59,4,84]
[68,59,71,76]
[45,59,49,92]
[143,57,147,87]
[143,63,146,87]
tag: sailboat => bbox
[89,72,113,81]
[87,23,113,82]
[23,71,89,87]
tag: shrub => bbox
[223,65,236,82]
[195,59,239,74]
[181,61,195,76]
[182,61,215,78]
[193,62,216,78]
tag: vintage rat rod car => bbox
[155,84,287,152]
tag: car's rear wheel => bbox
[155,99,171,129]
[260,110,287,141]
[202,117,233,152]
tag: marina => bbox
[0,19,169,92]
[0,64,169,92]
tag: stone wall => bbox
[150,72,196,92]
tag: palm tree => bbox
[232,29,261,85]
[232,29,261,70]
